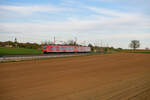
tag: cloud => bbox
[0,12,149,36]
[0,5,66,15]
[0,5,149,34]
[0,2,150,48]
[86,6,130,17]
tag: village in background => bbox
[0,37,121,53]
[0,37,149,55]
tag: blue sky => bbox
[0,0,150,48]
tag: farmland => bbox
[0,53,150,100]
[0,48,42,55]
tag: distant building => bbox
[14,37,18,47]
[5,45,13,48]
[14,37,17,43]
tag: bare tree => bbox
[129,40,140,50]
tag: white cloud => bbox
[0,5,66,15]
[0,12,149,37]
[0,5,150,34]
[1,5,150,31]
[86,6,137,18]
[0,4,150,48]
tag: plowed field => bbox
[0,53,150,100]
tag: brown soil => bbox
[0,53,150,100]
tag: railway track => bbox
[0,53,90,62]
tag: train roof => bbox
[44,44,89,47]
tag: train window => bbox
[43,46,46,49]
[52,47,56,49]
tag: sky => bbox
[0,0,150,49]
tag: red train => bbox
[42,45,91,53]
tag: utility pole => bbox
[49,36,51,45]
[54,36,55,44]
[107,43,109,47]
[84,41,86,46]
[101,40,103,47]
[74,37,77,45]
[75,37,77,42]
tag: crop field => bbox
[0,53,150,100]
[0,48,42,55]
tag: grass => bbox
[131,52,150,54]
[0,47,42,55]
[120,49,150,54]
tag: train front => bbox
[42,45,48,54]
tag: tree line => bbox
[0,39,117,53]
[0,41,41,49]
[1,38,147,52]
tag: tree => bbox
[88,43,94,51]
[88,43,93,47]
[129,40,140,50]
[117,48,122,51]
[67,40,77,46]
[145,47,149,50]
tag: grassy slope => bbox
[0,48,42,55]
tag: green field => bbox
[120,50,150,54]
[0,48,42,55]
[130,52,150,54]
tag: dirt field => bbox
[0,53,150,100]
